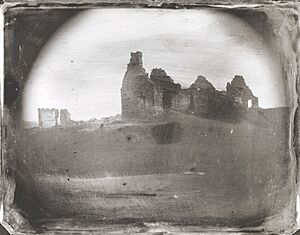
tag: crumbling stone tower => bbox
[60,109,71,126]
[226,75,259,109]
[38,108,59,128]
[121,51,154,121]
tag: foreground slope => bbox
[18,108,293,228]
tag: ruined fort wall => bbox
[153,85,164,114]
[252,97,259,108]
[121,79,154,120]
[190,89,240,120]
[226,75,258,109]
[190,90,210,115]
[38,108,59,128]
[121,52,259,122]
[171,89,191,112]
[60,109,71,126]
[121,52,155,120]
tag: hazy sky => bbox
[22,8,285,122]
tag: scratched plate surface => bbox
[2,2,299,234]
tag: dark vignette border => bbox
[1,1,299,234]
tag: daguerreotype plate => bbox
[1,0,299,234]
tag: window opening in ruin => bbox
[247,99,252,108]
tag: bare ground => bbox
[16,109,293,228]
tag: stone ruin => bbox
[121,51,259,121]
[38,108,59,128]
[38,108,72,128]
[60,109,71,126]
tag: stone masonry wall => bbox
[121,52,259,121]
[121,52,154,120]
[172,89,191,112]
[38,108,59,128]
[60,109,71,126]
[153,84,164,114]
